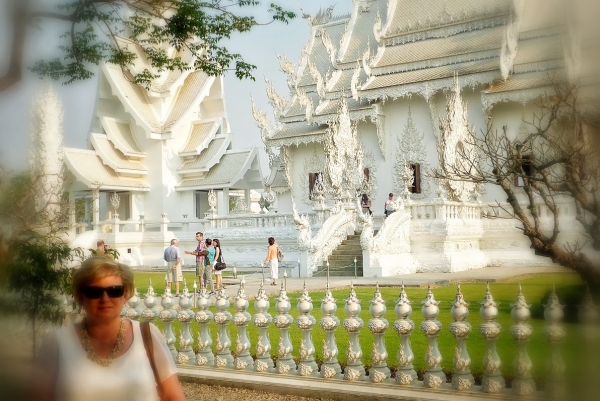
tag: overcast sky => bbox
[0,1,352,174]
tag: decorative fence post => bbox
[253,282,274,372]
[194,288,214,366]
[578,285,598,325]
[368,284,390,383]
[479,283,504,393]
[159,288,178,361]
[214,288,234,368]
[421,285,444,388]
[393,283,417,385]
[296,282,319,377]
[274,283,296,374]
[141,280,158,324]
[233,280,253,370]
[125,288,142,320]
[343,283,365,381]
[543,286,565,399]
[177,284,195,364]
[320,283,342,379]
[510,284,534,395]
[449,283,473,391]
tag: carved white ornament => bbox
[394,108,430,199]
[254,359,269,372]
[324,98,364,202]
[437,75,481,202]
[299,149,326,206]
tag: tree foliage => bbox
[1,0,295,91]
[0,167,81,356]
[433,79,600,287]
[5,230,82,356]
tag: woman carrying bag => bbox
[213,238,225,291]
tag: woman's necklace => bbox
[78,318,126,367]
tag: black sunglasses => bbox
[82,285,125,299]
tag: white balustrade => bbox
[479,284,504,392]
[510,285,535,395]
[107,282,587,398]
[543,287,566,399]
[233,280,253,370]
[420,285,445,388]
[296,282,319,377]
[343,284,365,381]
[368,284,390,383]
[176,284,195,364]
[393,284,417,385]
[253,282,274,372]
[194,288,214,366]
[274,283,295,374]
[449,284,473,391]
[319,283,342,379]
[141,280,159,324]
[213,288,234,368]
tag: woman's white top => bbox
[55,320,177,401]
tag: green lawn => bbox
[132,271,587,379]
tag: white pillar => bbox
[218,188,229,216]
[244,188,251,211]
[92,189,100,231]
[68,191,76,227]
[84,197,90,225]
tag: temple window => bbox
[514,154,534,187]
[409,163,421,193]
[308,172,322,200]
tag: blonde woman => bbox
[263,237,278,285]
[32,256,185,401]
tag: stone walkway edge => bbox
[179,365,520,401]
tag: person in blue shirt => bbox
[163,239,182,295]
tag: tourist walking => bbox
[185,232,212,291]
[204,238,217,294]
[31,256,185,401]
[213,238,223,291]
[164,238,182,295]
[264,237,278,285]
[384,193,396,217]
[361,193,373,216]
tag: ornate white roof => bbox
[100,117,144,158]
[178,137,229,173]
[64,148,149,190]
[103,64,210,134]
[90,133,147,176]
[382,0,511,40]
[177,150,258,190]
[179,120,220,155]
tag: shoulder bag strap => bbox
[141,322,163,398]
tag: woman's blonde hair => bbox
[72,256,134,302]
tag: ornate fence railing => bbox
[55,281,599,398]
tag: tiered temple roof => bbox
[260,0,581,150]
[65,40,261,194]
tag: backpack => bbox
[277,248,284,263]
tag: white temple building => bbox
[64,0,598,276]
[63,41,264,266]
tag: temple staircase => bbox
[315,231,376,277]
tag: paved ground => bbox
[216,265,570,300]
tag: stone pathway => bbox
[183,382,335,401]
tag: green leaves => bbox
[6,231,82,329]
[27,0,296,87]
